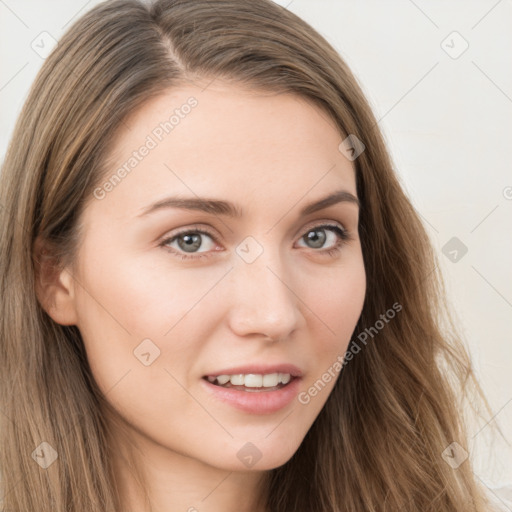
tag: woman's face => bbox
[58,81,366,471]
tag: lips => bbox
[201,365,303,414]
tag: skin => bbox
[38,80,366,512]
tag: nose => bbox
[226,247,301,342]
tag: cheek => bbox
[75,240,222,340]
[72,256,215,436]
[72,244,224,399]
[307,256,366,348]
[70,247,186,391]
[294,259,365,411]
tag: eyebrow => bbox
[137,189,360,218]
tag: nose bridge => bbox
[227,241,300,339]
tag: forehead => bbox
[89,81,357,221]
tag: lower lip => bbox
[201,377,301,414]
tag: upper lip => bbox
[203,364,303,378]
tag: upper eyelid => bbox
[296,219,347,235]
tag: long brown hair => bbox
[0,0,495,510]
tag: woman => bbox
[0,0,501,510]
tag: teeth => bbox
[216,375,230,385]
[206,373,293,388]
[244,374,263,387]
[230,374,245,386]
[280,373,291,384]
[262,373,278,387]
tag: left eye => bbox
[160,223,349,261]
[296,224,347,250]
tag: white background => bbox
[1,0,511,496]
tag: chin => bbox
[209,436,303,472]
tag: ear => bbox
[33,236,79,326]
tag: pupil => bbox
[178,233,201,252]
[306,229,326,249]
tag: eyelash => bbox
[159,223,352,261]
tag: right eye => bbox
[160,227,221,260]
